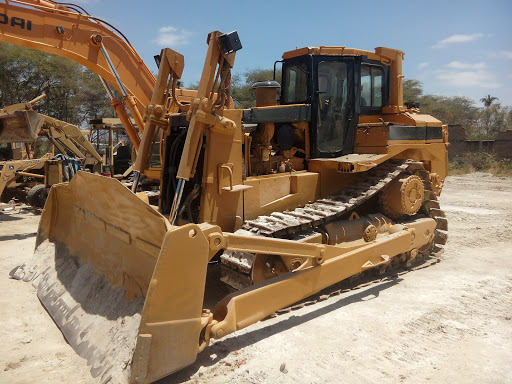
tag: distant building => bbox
[448,125,512,160]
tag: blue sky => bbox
[76,0,512,106]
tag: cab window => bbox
[360,65,383,108]
[282,63,308,104]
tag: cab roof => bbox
[282,46,404,65]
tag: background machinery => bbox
[0,94,102,206]
[3,1,448,383]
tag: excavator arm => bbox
[0,93,104,201]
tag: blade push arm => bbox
[131,217,435,382]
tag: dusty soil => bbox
[0,207,95,384]
[1,173,511,384]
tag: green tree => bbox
[403,79,423,103]
[73,69,116,123]
[480,94,499,107]
[472,94,510,139]
[473,103,512,139]
[402,80,512,139]
[231,68,280,108]
[419,94,479,131]
[0,42,113,127]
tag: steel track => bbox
[220,159,448,307]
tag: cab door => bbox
[311,57,357,158]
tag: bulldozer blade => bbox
[12,172,209,383]
[0,110,44,143]
[131,223,209,383]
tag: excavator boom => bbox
[0,0,154,108]
[0,0,198,178]
[0,0,148,157]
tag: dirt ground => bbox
[1,173,511,384]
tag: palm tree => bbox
[480,94,498,107]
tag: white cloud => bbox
[154,26,192,47]
[436,69,501,89]
[433,33,484,48]
[446,61,487,70]
[487,50,512,60]
[418,62,430,70]
[499,51,512,59]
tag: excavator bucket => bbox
[12,172,209,383]
[0,109,44,143]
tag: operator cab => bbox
[279,47,391,158]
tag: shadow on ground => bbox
[0,233,37,241]
[160,277,402,383]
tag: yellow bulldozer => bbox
[4,1,448,383]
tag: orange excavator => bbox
[0,0,196,180]
[4,1,449,383]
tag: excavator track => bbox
[220,159,448,296]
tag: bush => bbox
[449,152,512,176]
[495,158,512,175]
